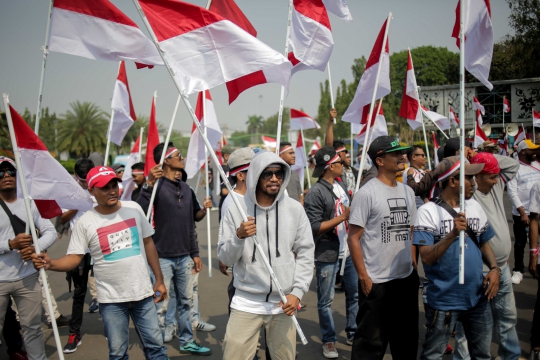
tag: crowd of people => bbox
[1,108,540,360]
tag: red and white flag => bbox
[499,135,508,156]
[262,136,277,149]
[144,95,159,177]
[534,110,540,128]
[432,132,440,166]
[209,0,257,37]
[121,135,141,201]
[342,19,390,124]
[291,131,307,188]
[290,109,321,130]
[503,97,510,113]
[399,50,422,130]
[473,96,485,115]
[109,61,137,146]
[355,101,388,145]
[139,0,291,96]
[322,0,352,22]
[49,0,162,66]
[449,106,460,128]
[310,140,321,156]
[185,91,223,179]
[8,105,92,218]
[422,106,451,131]
[514,125,527,145]
[452,0,494,90]
[474,110,488,148]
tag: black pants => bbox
[352,270,419,360]
[69,253,92,336]
[4,299,23,356]
[513,215,529,273]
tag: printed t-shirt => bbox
[332,182,350,258]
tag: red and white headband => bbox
[335,146,346,153]
[279,146,293,154]
[165,147,179,159]
[131,171,144,175]
[230,164,250,176]
[324,154,341,169]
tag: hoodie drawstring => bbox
[275,202,280,257]
[251,204,257,262]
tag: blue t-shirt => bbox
[413,199,494,311]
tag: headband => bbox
[165,147,179,159]
[131,171,144,175]
[279,146,293,154]
[76,174,87,182]
[324,154,341,170]
[335,146,346,153]
[230,164,250,176]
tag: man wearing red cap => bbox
[32,166,168,359]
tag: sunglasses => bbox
[261,169,285,181]
[0,169,16,178]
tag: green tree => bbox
[259,108,289,140]
[230,131,251,147]
[246,115,263,134]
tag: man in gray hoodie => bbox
[218,151,314,360]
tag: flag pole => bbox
[132,0,308,344]
[145,94,181,221]
[354,13,392,193]
[421,115,432,171]
[327,62,336,124]
[458,0,466,284]
[3,94,65,360]
[275,0,294,154]
[203,91,212,278]
[104,109,115,167]
[34,0,54,135]
[301,127,311,189]
[138,127,144,162]
[533,112,536,143]
[502,96,506,131]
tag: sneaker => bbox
[445,344,454,354]
[49,314,70,329]
[346,338,353,346]
[9,351,28,360]
[88,299,99,313]
[164,327,175,343]
[322,342,338,359]
[63,333,82,353]
[529,349,540,360]
[195,319,216,332]
[512,271,523,284]
[179,341,212,356]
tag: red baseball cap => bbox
[86,166,122,189]
[470,153,500,174]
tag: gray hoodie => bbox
[218,151,314,303]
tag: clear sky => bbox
[0,0,513,137]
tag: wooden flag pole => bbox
[327,62,336,124]
[458,0,466,284]
[203,91,213,278]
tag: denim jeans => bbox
[454,265,521,360]
[337,256,359,341]
[315,260,339,344]
[99,296,168,360]
[421,298,492,360]
[155,256,194,347]
[164,271,199,330]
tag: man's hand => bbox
[278,294,300,316]
[236,216,256,239]
[530,255,538,279]
[153,281,168,303]
[31,252,51,270]
[9,234,32,250]
[451,212,467,238]
[359,275,372,297]
[203,197,212,209]
[329,108,337,120]
[19,246,36,261]
[340,207,350,222]
[407,168,414,176]
[483,271,500,300]
[521,212,530,225]
[193,257,203,273]
[147,164,164,187]
[219,260,229,276]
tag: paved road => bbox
[1,186,536,359]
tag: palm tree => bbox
[246,115,263,134]
[56,101,109,157]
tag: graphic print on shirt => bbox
[381,198,410,243]
[97,218,141,261]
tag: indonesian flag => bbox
[8,105,92,219]
[422,106,451,131]
[185,91,223,179]
[109,62,137,146]
[291,131,307,188]
[452,0,494,90]
[49,0,162,67]
[449,106,460,127]
[473,96,485,115]
[503,97,510,113]
[355,101,388,145]
[432,132,440,166]
[310,140,321,155]
[139,0,292,96]
[322,0,353,22]
[534,110,540,128]
[399,50,422,130]
[262,136,277,149]
[342,19,390,124]
[474,110,488,148]
[288,0,334,74]
[290,109,321,130]
[500,135,508,156]
[514,125,526,145]
[209,0,257,37]
[144,95,159,177]
[121,135,141,201]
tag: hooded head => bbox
[246,151,290,209]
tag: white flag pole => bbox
[458,0,466,285]
[138,127,144,162]
[145,93,181,221]
[203,91,212,278]
[301,127,311,189]
[533,113,536,143]
[327,62,336,124]
[502,96,506,131]
[132,0,308,344]
[3,94,65,360]
[275,0,294,154]
[34,0,54,135]
[354,14,392,193]
[104,109,115,167]
[421,115,432,171]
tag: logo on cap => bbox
[323,154,330,161]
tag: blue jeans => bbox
[316,260,339,344]
[338,256,359,340]
[155,256,194,347]
[421,298,493,360]
[453,265,521,360]
[164,271,199,330]
[99,296,168,360]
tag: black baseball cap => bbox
[368,136,412,161]
[313,146,341,178]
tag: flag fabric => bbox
[185,91,223,179]
[342,19,390,124]
[310,140,321,155]
[534,110,540,128]
[422,106,451,131]
[120,135,141,201]
[321,0,352,21]
[399,50,422,130]
[262,136,277,149]
[8,105,93,219]
[449,106,460,128]
[109,61,137,146]
[473,96,485,115]
[432,132,440,166]
[499,135,508,155]
[290,109,321,130]
[474,110,488,148]
[514,125,527,145]
[139,0,292,96]
[49,0,162,66]
[452,0,494,90]
[209,0,257,36]
[355,101,388,145]
[144,96,159,177]
[291,131,307,188]
[503,97,510,113]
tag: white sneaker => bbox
[322,342,338,359]
[511,271,523,285]
[194,319,216,332]
[163,327,175,343]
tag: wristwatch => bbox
[143,183,153,190]
[489,266,502,277]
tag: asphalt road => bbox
[0,185,536,360]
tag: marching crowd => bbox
[2,108,540,360]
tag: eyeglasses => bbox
[169,153,185,162]
[0,169,16,178]
[261,169,285,180]
[115,169,124,175]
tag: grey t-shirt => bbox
[286,170,303,202]
[349,178,416,283]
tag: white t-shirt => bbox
[529,182,540,264]
[332,182,350,258]
[67,201,155,303]
[401,167,426,208]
